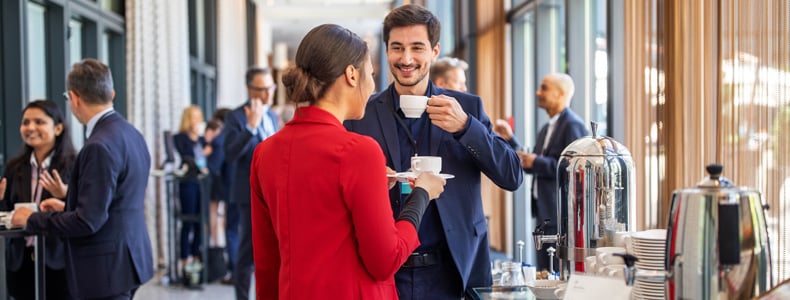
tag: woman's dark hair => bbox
[383,4,441,48]
[212,108,232,123]
[3,100,77,200]
[281,24,369,105]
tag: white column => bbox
[216,0,249,108]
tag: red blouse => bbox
[250,106,419,299]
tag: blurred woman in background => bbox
[173,105,210,274]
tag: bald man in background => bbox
[498,73,588,271]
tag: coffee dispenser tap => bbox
[532,219,559,250]
[615,253,671,286]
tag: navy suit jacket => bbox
[345,83,523,290]
[525,108,588,232]
[25,112,154,299]
[224,103,279,205]
[0,157,71,272]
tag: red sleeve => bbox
[340,137,420,281]
[250,146,279,300]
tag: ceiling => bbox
[258,0,393,60]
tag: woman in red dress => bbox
[249,24,446,299]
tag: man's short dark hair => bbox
[383,4,441,48]
[245,66,272,86]
[67,58,114,105]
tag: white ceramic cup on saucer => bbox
[596,247,626,266]
[613,231,631,248]
[584,255,598,274]
[411,156,442,175]
[603,264,626,279]
[400,95,429,118]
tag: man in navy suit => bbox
[11,58,153,299]
[345,4,523,298]
[223,66,279,300]
[516,73,588,271]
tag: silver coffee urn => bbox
[533,122,637,280]
[619,163,774,300]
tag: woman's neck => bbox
[33,146,54,166]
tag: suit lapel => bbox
[534,125,548,155]
[374,90,401,169]
[548,109,570,152]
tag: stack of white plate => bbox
[630,229,667,300]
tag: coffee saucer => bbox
[387,172,455,182]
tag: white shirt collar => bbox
[547,112,561,126]
[29,150,54,170]
[86,107,115,138]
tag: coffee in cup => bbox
[400,95,429,118]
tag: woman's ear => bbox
[55,123,64,137]
[345,65,357,87]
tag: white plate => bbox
[631,229,667,241]
[388,172,455,182]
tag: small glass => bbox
[498,262,527,286]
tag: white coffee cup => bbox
[411,156,442,174]
[15,202,39,212]
[603,264,626,278]
[584,255,598,274]
[596,246,626,266]
[613,231,631,248]
[400,95,429,118]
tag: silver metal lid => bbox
[561,122,632,157]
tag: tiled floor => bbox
[135,272,252,300]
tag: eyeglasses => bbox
[62,91,70,102]
[248,84,277,92]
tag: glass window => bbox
[427,0,455,55]
[100,0,124,15]
[592,0,608,131]
[69,18,86,149]
[26,1,47,102]
[100,31,109,64]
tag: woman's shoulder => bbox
[337,131,383,159]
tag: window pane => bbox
[69,18,85,149]
[100,31,109,64]
[100,0,124,15]
[26,1,47,102]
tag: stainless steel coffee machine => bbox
[533,123,637,280]
[620,164,774,300]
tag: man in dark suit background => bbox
[223,66,279,300]
[516,73,588,271]
[11,58,153,299]
[345,4,523,298]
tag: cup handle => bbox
[412,160,421,172]
[554,287,566,298]
[597,252,609,264]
